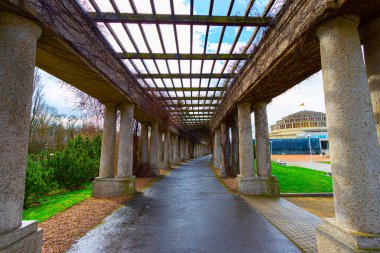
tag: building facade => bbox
[269,110,327,139]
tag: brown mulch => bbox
[214,169,238,192]
[40,177,155,253]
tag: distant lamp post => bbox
[307,134,313,168]
[270,140,273,157]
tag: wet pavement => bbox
[287,161,331,173]
[69,156,300,253]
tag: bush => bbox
[50,135,101,189]
[24,135,101,208]
[24,154,59,207]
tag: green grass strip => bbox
[272,162,333,193]
[22,183,92,223]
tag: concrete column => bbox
[99,103,117,178]
[220,122,228,177]
[173,135,178,164]
[164,131,171,167]
[149,122,159,176]
[180,138,186,161]
[94,103,135,198]
[253,102,279,195]
[117,103,134,178]
[139,123,149,165]
[213,130,222,168]
[237,103,254,177]
[0,12,42,251]
[236,102,277,195]
[157,131,163,162]
[185,140,189,159]
[362,18,380,144]
[254,102,272,177]
[316,15,380,252]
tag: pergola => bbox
[78,0,285,130]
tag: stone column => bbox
[157,131,163,162]
[213,130,222,168]
[316,15,380,252]
[149,122,159,176]
[139,123,149,165]
[164,131,171,168]
[362,18,380,144]
[219,122,228,177]
[237,103,254,177]
[253,102,279,194]
[180,138,186,161]
[255,103,271,176]
[185,140,189,159]
[173,135,179,164]
[0,12,43,252]
[99,103,117,178]
[94,103,135,197]
[236,102,258,195]
[117,103,134,178]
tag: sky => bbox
[38,0,326,129]
[40,69,326,128]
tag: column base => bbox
[0,221,42,253]
[236,176,279,196]
[317,218,380,252]
[219,165,227,178]
[92,177,136,198]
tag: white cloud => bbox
[266,71,326,126]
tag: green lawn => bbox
[22,183,92,223]
[272,162,333,193]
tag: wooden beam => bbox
[148,87,225,92]
[169,109,216,112]
[88,12,272,26]
[118,52,249,60]
[137,73,235,79]
[159,97,222,101]
[164,103,217,107]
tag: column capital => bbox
[237,102,251,110]
[316,15,359,39]
[0,12,42,39]
[253,102,267,111]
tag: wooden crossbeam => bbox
[159,97,222,101]
[138,73,235,79]
[148,87,225,92]
[169,109,216,112]
[88,13,272,26]
[118,52,249,60]
[164,103,217,107]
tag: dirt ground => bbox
[214,169,238,192]
[271,154,330,162]
[285,197,335,218]
[39,176,160,253]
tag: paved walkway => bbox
[243,196,322,253]
[287,161,331,173]
[69,156,300,253]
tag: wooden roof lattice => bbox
[79,0,285,130]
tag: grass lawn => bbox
[272,162,333,193]
[23,183,92,223]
